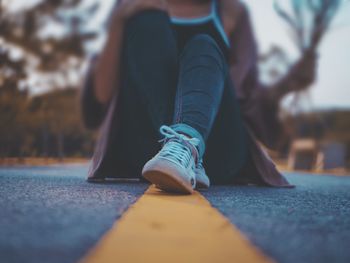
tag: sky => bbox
[2,0,350,109]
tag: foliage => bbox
[0,0,98,71]
[283,110,350,161]
[0,0,99,157]
[0,86,96,157]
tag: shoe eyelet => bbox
[190,178,195,186]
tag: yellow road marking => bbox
[81,186,273,263]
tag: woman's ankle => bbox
[169,123,206,159]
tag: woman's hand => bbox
[113,0,168,22]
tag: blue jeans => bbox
[114,10,248,183]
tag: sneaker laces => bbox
[197,159,204,170]
[158,125,200,168]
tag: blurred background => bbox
[0,0,349,172]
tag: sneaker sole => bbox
[142,159,194,194]
[195,173,210,190]
[195,181,209,190]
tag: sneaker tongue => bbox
[165,135,199,165]
[178,133,200,164]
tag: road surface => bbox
[0,165,349,263]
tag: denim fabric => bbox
[170,123,206,158]
[171,33,227,158]
[113,10,248,183]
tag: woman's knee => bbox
[181,34,226,68]
[126,10,170,39]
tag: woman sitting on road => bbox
[81,0,316,193]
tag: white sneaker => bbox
[142,125,199,194]
[195,159,210,189]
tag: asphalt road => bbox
[204,172,350,263]
[0,165,349,263]
[0,165,148,263]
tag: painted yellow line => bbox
[80,186,273,263]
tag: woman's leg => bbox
[170,34,227,159]
[167,33,248,185]
[141,34,228,192]
[113,10,240,188]
[113,10,179,173]
[204,79,249,184]
[123,10,178,131]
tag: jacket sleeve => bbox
[229,4,285,150]
[240,66,285,150]
[79,56,109,130]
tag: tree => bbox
[0,0,98,89]
[0,0,100,158]
[274,0,345,52]
[0,47,32,157]
[267,0,348,102]
[264,0,348,145]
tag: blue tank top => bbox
[170,0,229,55]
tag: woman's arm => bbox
[94,0,168,105]
[93,7,125,105]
